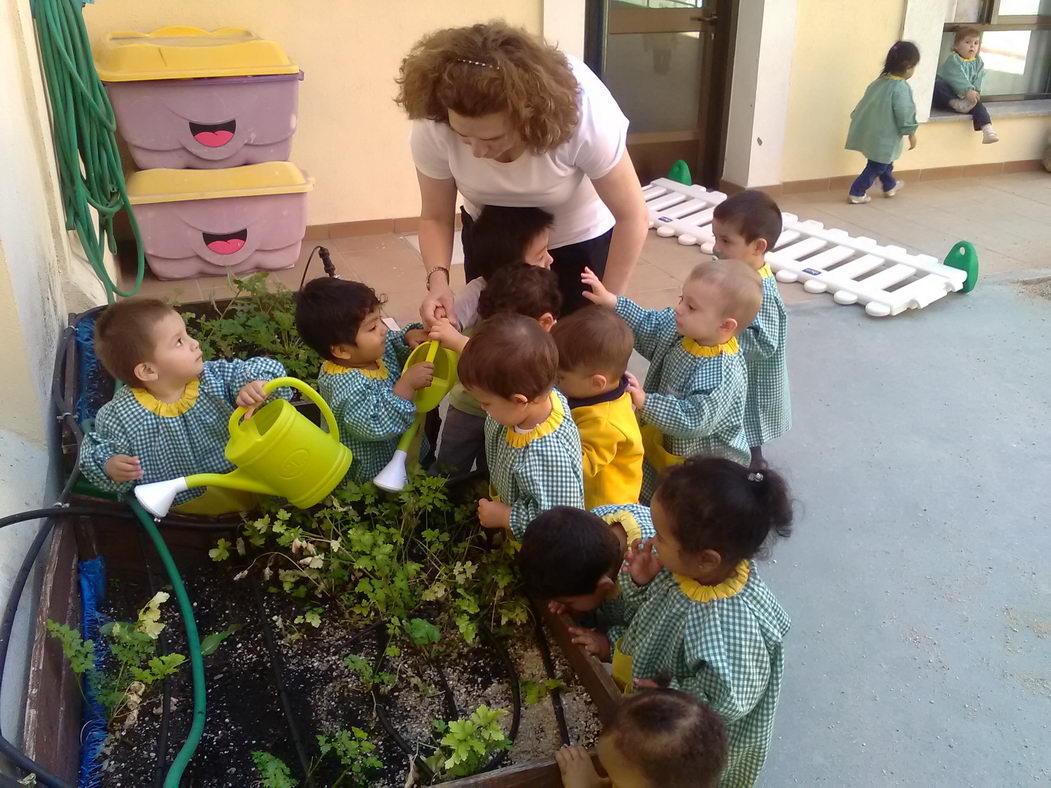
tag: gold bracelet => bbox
[426,267,450,288]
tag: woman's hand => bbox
[420,278,455,327]
[908,134,917,150]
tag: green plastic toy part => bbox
[666,160,692,185]
[944,241,979,293]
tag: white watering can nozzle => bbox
[373,450,409,493]
[134,477,189,518]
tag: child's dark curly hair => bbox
[654,457,792,565]
[295,277,384,361]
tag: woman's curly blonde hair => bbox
[395,21,580,153]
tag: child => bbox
[556,689,728,788]
[456,314,584,537]
[582,260,761,502]
[430,263,562,477]
[551,307,644,509]
[518,503,654,614]
[295,277,432,483]
[569,457,792,787]
[845,40,920,204]
[933,27,997,144]
[80,298,287,512]
[454,205,554,323]
[712,190,790,469]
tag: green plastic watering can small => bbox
[134,377,352,517]
[374,340,459,492]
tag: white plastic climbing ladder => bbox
[642,178,968,317]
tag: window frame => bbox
[943,0,1051,100]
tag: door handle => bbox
[690,15,718,23]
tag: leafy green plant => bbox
[181,272,320,382]
[251,750,298,787]
[520,677,566,705]
[314,728,383,787]
[221,473,529,647]
[424,705,512,780]
[343,653,396,695]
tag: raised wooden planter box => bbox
[22,513,622,786]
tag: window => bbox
[943,0,1051,99]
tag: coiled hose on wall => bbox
[30,0,144,302]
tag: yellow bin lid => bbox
[95,26,300,82]
[126,162,313,205]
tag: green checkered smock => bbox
[615,297,749,500]
[485,390,584,539]
[612,562,790,788]
[739,266,791,448]
[318,328,418,484]
[80,357,288,505]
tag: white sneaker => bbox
[982,129,999,144]
[884,180,904,197]
[848,194,871,204]
[948,96,977,113]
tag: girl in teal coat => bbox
[845,41,920,205]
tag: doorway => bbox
[585,0,735,187]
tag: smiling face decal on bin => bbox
[189,119,236,147]
[203,229,248,255]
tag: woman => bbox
[396,21,649,319]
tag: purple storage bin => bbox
[95,26,302,169]
[105,73,302,170]
[126,163,313,280]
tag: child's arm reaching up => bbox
[584,268,678,361]
[625,537,662,586]
[580,267,617,308]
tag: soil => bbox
[97,557,600,787]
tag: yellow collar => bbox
[132,379,200,417]
[322,358,389,380]
[674,560,750,602]
[600,509,644,547]
[504,391,564,448]
[957,53,977,62]
[681,336,739,357]
[757,263,773,279]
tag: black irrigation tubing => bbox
[530,603,571,747]
[134,525,173,788]
[251,584,318,788]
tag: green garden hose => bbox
[31,0,144,302]
[128,499,207,787]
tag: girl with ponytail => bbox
[569,456,793,787]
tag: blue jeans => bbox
[932,77,991,131]
[850,160,896,197]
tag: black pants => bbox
[932,78,991,131]
[461,207,613,315]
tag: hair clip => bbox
[747,472,764,483]
[456,57,498,69]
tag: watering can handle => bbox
[227,377,341,439]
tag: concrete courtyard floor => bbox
[121,171,1051,785]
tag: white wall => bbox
[722,0,799,188]
[903,0,950,123]
[543,0,586,60]
[0,0,80,767]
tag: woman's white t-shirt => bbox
[409,56,629,250]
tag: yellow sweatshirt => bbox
[567,379,645,509]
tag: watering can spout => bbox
[134,477,189,518]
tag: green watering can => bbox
[373,340,459,492]
[134,377,352,517]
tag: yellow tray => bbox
[126,162,313,205]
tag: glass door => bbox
[589,0,731,186]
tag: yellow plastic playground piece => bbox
[94,26,300,82]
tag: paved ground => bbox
[120,171,1051,785]
[758,271,1051,785]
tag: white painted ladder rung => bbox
[775,237,828,261]
[857,264,916,292]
